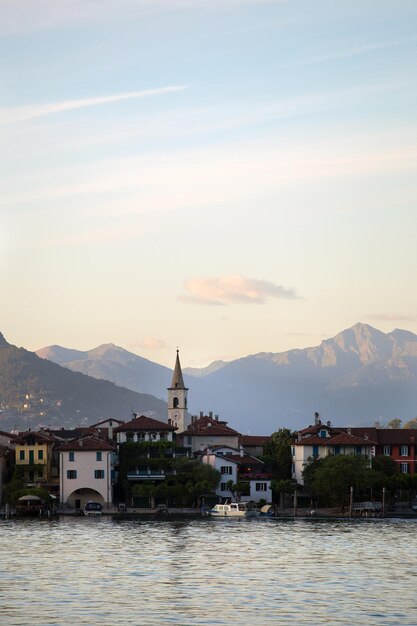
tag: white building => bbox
[202,446,272,503]
[292,422,375,485]
[58,435,116,509]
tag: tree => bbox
[403,417,417,429]
[387,418,402,429]
[271,479,294,508]
[226,480,249,502]
[262,428,295,480]
[305,454,373,510]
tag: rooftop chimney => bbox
[209,411,213,419]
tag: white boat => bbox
[209,502,259,518]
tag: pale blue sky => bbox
[1,0,417,367]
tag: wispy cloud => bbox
[0,85,187,124]
[365,313,417,322]
[178,275,299,305]
[285,37,417,68]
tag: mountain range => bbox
[0,333,166,431]
[35,323,417,434]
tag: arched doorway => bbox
[66,488,105,510]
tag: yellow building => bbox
[14,430,56,487]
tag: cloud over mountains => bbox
[178,275,299,305]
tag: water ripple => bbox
[1,517,417,625]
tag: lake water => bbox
[1,516,417,625]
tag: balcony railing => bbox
[126,470,171,481]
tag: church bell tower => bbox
[167,349,188,433]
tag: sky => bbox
[1,0,417,368]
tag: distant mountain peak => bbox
[0,332,10,349]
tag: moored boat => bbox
[209,502,259,518]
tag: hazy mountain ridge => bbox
[0,334,167,431]
[35,323,417,434]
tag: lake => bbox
[1,516,417,625]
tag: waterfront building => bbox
[292,418,417,484]
[13,430,58,490]
[202,445,272,503]
[58,435,116,509]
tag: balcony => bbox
[127,470,168,481]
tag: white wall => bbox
[60,450,113,507]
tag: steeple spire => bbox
[171,349,185,389]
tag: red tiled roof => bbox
[369,429,417,445]
[324,432,376,446]
[89,418,125,428]
[296,435,328,446]
[115,414,176,432]
[179,415,240,437]
[58,436,116,452]
[222,454,264,466]
[13,430,57,444]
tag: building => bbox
[292,419,417,484]
[116,413,176,445]
[167,349,189,433]
[202,446,272,503]
[179,412,240,453]
[13,430,58,491]
[238,435,270,458]
[58,435,117,509]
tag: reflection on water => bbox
[1,517,417,625]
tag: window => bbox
[256,483,267,491]
[383,446,391,456]
[38,449,44,461]
[400,463,409,474]
[291,447,295,457]
[334,446,340,455]
[291,463,295,475]
[312,445,319,458]
[67,470,77,479]
[221,466,232,475]
[38,468,43,478]
[187,436,192,445]
[355,446,362,455]
[400,446,409,457]
[94,470,105,479]
[19,450,25,461]
[220,482,228,491]
[96,452,102,462]
[319,430,327,438]
[69,452,74,462]
[126,433,134,442]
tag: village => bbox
[1,351,417,518]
